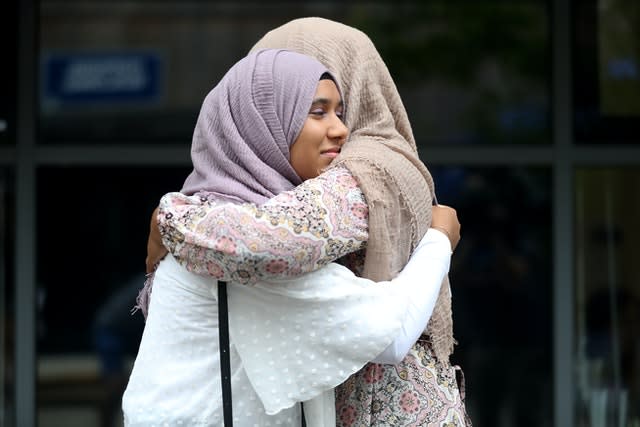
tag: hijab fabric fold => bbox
[181,48,331,203]
[252,17,455,363]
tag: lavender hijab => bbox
[136,49,336,317]
[181,48,333,203]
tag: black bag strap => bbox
[218,280,306,427]
[218,281,233,426]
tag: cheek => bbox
[289,141,311,179]
[300,122,326,145]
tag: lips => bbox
[321,147,341,158]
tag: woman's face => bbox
[289,79,348,180]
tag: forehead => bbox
[313,79,342,100]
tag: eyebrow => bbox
[311,98,344,107]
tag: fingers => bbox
[431,204,461,251]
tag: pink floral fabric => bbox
[158,166,368,285]
[335,339,472,426]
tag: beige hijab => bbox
[251,17,455,363]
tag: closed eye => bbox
[309,98,344,119]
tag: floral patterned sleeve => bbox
[158,166,369,285]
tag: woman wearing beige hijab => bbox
[148,18,471,426]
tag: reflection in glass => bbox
[432,166,552,426]
[598,0,640,117]
[1,169,15,425]
[39,1,549,145]
[39,2,334,144]
[575,168,640,426]
[36,166,189,426]
[573,0,640,143]
[0,1,17,146]
[356,2,550,145]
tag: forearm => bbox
[371,228,452,364]
[158,166,368,284]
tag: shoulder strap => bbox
[218,281,233,426]
[218,280,306,426]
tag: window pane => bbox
[39,1,549,145]
[36,166,189,426]
[575,168,640,426]
[432,166,553,425]
[362,2,550,145]
[573,0,640,144]
[1,169,15,426]
[39,3,340,144]
[0,1,18,146]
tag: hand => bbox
[146,207,168,273]
[431,204,461,251]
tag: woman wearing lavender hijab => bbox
[146,18,471,426]
[124,48,459,426]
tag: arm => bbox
[230,222,459,411]
[156,166,368,285]
[372,204,459,363]
[371,204,460,363]
[372,228,452,364]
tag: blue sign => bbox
[43,52,162,105]
[607,57,638,80]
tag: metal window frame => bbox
[15,0,37,426]
[10,0,640,426]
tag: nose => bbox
[328,115,349,145]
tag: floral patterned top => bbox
[158,166,368,284]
